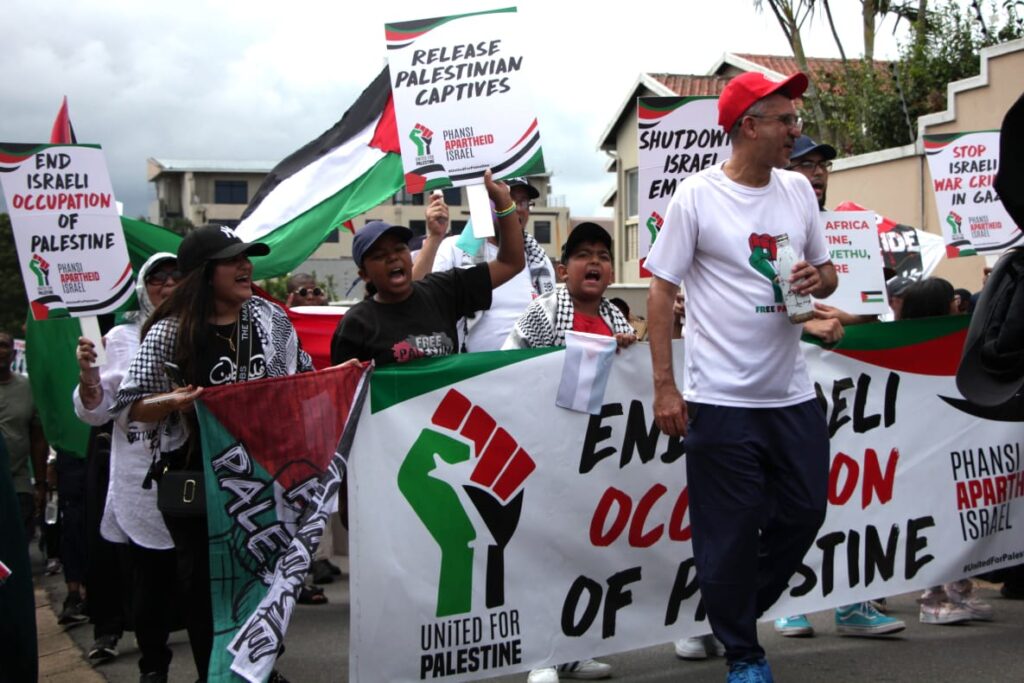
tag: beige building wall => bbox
[831,39,1024,292]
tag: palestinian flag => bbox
[860,290,884,304]
[236,67,404,279]
[197,363,369,683]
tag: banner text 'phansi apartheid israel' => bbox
[347,317,1024,682]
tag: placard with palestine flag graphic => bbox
[343,318,1024,681]
[0,142,134,320]
[385,6,545,193]
[637,96,730,277]
[923,130,1021,258]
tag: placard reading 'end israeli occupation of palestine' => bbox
[385,7,545,193]
[0,143,133,320]
[637,96,731,277]
[818,210,889,315]
[924,130,1021,258]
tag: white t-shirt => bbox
[432,235,553,352]
[645,164,829,408]
[72,323,173,549]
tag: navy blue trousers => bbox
[685,399,828,665]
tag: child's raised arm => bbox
[483,169,525,289]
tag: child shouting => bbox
[331,170,524,366]
[504,222,635,349]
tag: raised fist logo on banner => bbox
[398,389,536,617]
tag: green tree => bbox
[807,0,1022,154]
[0,213,29,336]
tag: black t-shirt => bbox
[196,320,267,387]
[331,263,492,366]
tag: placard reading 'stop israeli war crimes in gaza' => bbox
[924,130,1021,257]
[385,7,545,193]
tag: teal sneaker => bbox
[727,658,774,683]
[835,602,906,636]
[773,614,814,637]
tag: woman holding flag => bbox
[113,225,312,682]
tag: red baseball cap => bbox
[718,71,809,132]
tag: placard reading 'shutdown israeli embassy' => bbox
[924,130,1020,258]
[637,96,731,277]
[385,7,545,193]
[818,210,889,315]
[0,143,133,320]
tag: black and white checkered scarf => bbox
[505,287,634,348]
[111,297,312,450]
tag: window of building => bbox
[625,221,638,261]
[533,220,551,244]
[393,189,426,205]
[625,168,639,218]
[451,220,467,235]
[409,220,426,237]
[442,187,462,206]
[324,228,340,243]
[214,180,248,205]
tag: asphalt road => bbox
[42,552,1024,683]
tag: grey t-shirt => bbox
[0,373,37,495]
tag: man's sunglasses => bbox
[145,270,182,285]
[298,287,323,298]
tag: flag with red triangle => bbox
[196,362,370,682]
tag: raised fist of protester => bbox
[76,336,101,382]
[426,192,449,238]
[483,169,513,211]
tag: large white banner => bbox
[349,318,1024,682]
[385,6,544,194]
[923,130,1021,257]
[637,96,730,277]
[0,143,133,320]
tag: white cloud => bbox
[1,0,910,219]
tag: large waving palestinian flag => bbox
[235,68,405,279]
[197,363,369,683]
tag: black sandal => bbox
[297,583,328,605]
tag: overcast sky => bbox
[1,0,911,220]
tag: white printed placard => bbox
[637,96,730,276]
[818,210,889,314]
[385,7,545,193]
[923,130,1021,257]
[0,143,133,320]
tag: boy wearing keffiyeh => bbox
[504,222,635,350]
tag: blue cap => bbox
[352,221,413,267]
[790,135,837,161]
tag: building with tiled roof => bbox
[600,42,1024,296]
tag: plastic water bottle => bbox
[775,233,814,324]
[45,492,59,525]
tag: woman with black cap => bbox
[113,225,312,682]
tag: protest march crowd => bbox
[3,66,1023,683]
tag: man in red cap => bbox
[645,71,837,683]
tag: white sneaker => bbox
[920,601,972,624]
[674,634,725,660]
[556,659,613,679]
[946,581,994,621]
[527,668,560,683]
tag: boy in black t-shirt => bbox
[331,171,524,366]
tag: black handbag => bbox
[156,467,206,518]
